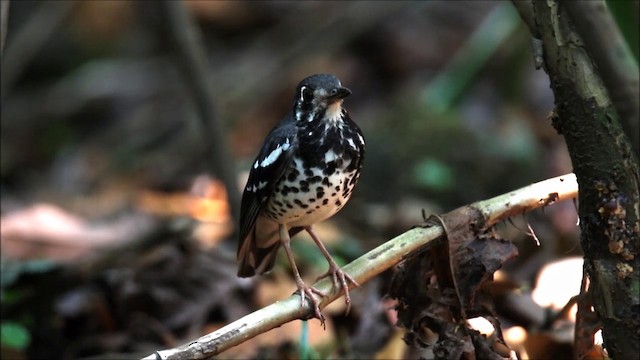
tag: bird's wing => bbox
[237,121,297,259]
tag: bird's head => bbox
[293,74,351,124]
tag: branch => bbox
[562,0,640,157]
[159,1,240,223]
[143,173,578,360]
[511,1,544,69]
[511,0,537,38]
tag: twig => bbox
[506,216,540,246]
[143,173,578,360]
[526,221,540,246]
[159,1,240,224]
[562,0,640,157]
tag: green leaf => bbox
[414,158,454,191]
[1,322,31,350]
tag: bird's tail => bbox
[237,217,281,277]
[237,218,304,277]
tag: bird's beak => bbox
[326,87,351,102]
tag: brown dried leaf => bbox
[440,209,519,314]
[389,206,519,359]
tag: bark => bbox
[521,1,640,358]
[563,0,640,157]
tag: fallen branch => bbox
[144,173,578,360]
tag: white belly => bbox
[263,160,358,227]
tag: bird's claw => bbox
[296,283,326,326]
[316,264,360,315]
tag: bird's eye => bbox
[300,86,314,102]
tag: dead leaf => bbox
[389,206,519,359]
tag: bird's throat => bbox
[324,102,344,125]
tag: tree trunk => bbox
[523,1,639,358]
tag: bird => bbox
[237,74,365,322]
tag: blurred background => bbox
[1,1,637,359]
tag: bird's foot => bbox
[316,264,360,315]
[295,280,327,325]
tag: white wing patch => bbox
[259,138,291,168]
[246,182,268,192]
[347,138,357,150]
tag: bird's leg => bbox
[304,226,360,315]
[279,224,325,323]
